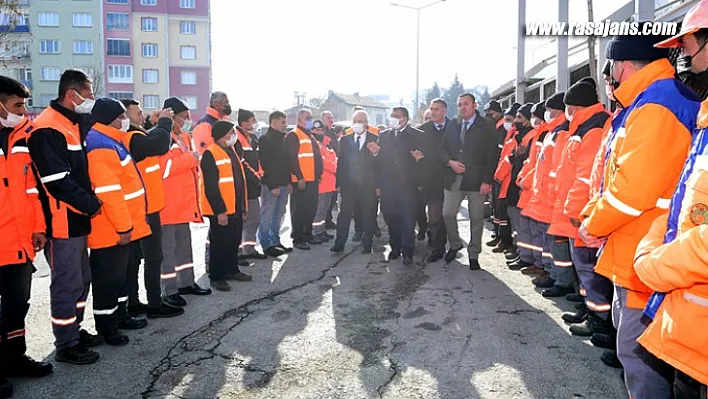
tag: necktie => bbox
[356,135,361,150]
[461,121,469,144]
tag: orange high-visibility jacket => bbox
[318,136,337,194]
[122,129,166,214]
[200,143,247,216]
[159,130,202,225]
[192,107,229,156]
[583,59,699,309]
[549,104,610,240]
[517,122,548,209]
[85,123,151,249]
[0,118,45,266]
[494,126,518,199]
[289,127,317,183]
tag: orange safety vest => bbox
[32,106,86,238]
[290,127,316,183]
[122,129,165,214]
[0,118,45,266]
[200,143,247,216]
[494,127,518,199]
[85,123,151,249]
[159,131,202,225]
[236,130,263,178]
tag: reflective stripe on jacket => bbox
[159,130,202,225]
[517,123,548,209]
[200,143,247,216]
[123,129,165,214]
[290,127,316,183]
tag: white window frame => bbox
[142,69,159,83]
[183,96,198,110]
[180,21,195,34]
[179,0,195,9]
[73,40,93,55]
[141,43,158,57]
[108,92,134,101]
[108,64,133,84]
[107,0,129,4]
[37,12,59,27]
[180,45,196,60]
[39,40,60,54]
[143,95,160,109]
[72,13,92,28]
[40,67,61,81]
[141,17,157,32]
[141,0,157,5]
[180,70,196,85]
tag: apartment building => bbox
[0,0,32,96]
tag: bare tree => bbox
[587,0,598,94]
[307,97,326,109]
[78,65,105,96]
[0,0,23,45]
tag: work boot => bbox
[178,284,212,296]
[146,303,184,319]
[444,246,462,264]
[127,302,147,317]
[352,232,362,242]
[591,331,616,350]
[79,329,104,348]
[492,242,511,253]
[118,316,148,330]
[163,294,187,307]
[570,313,612,337]
[103,332,129,347]
[264,246,285,257]
[5,355,53,378]
[508,260,533,271]
[542,285,575,298]
[55,344,100,365]
[521,265,544,275]
[505,248,519,260]
[0,377,11,399]
[210,280,231,292]
[225,272,252,281]
[534,274,556,288]
[469,258,481,271]
[242,251,267,260]
[387,251,400,261]
[486,236,501,247]
[294,241,311,250]
[330,246,344,254]
[309,235,325,245]
[562,303,589,324]
[237,257,253,267]
[601,350,623,369]
[275,244,293,253]
[425,252,444,263]
[531,270,550,284]
[565,292,584,303]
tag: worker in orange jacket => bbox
[491,103,520,257]
[483,100,507,248]
[0,76,53,398]
[311,120,338,243]
[191,91,233,155]
[159,97,212,309]
[632,8,708,396]
[86,98,152,346]
[578,29,700,398]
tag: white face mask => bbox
[0,102,23,128]
[544,110,553,124]
[73,92,95,114]
[352,123,365,134]
[250,123,259,133]
[389,117,400,129]
[503,122,512,131]
[120,118,130,132]
[531,117,541,128]
[565,109,574,122]
[225,135,238,147]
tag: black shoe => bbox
[402,256,414,265]
[486,236,501,247]
[210,280,231,292]
[178,284,213,296]
[127,302,148,317]
[505,249,519,260]
[224,272,252,281]
[469,258,481,271]
[79,329,104,348]
[374,227,382,238]
[542,285,575,298]
[330,246,344,254]
[591,332,616,350]
[508,260,532,271]
[146,303,185,319]
[5,355,53,378]
[388,251,401,261]
[324,232,335,239]
[103,332,129,347]
[562,304,589,324]
[416,231,426,241]
[243,252,268,260]
[325,221,337,229]
[570,313,612,337]
[0,377,12,399]
[352,233,362,242]
[55,344,100,365]
[294,241,311,250]
[361,247,372,254]
[163,294,187,308]
[309,236,325,245]
[601,350,623,369]
[238,257,252,267]
[118,316,148,330]
[565,292,584,303]
[425,252,443,263]
[264,246,285,257]
[492,243,511,253]
[534,275,556,288]
[275,244,293,253]
[444,247,462,264]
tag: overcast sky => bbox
[211,0,624,111]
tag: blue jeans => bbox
[258,184,289,249]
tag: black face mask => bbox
[514,122,526,131]
[485,113,494,119]
[609,61,622,91]
[222,104,232,116]
[677,41,708,93]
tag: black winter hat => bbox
[605,22,670,61]
[517,103,534,120]
[237,109,255,125]
[564,82,599,107]
[212,120,234,141]
[504,103,521,117]
[312,120,325,130]
[92,97,126,125]
[602,59,611,77]
[484,100,502,114]
[578,77,598,90]
[163,97,190,114]
[545,92,565,111]
[531,102,546,119]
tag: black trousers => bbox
[290,181,319,243]
[424,187,447,256]
[492,181,501,236]
[381,193,416,257]
[208,214,243,281]
[336,184,377,249]
[0,261,32,363]
[326,191,337,225]
[90,245,131,336]
[126,212,163,309]
[675,370,707,399]
[496,197,512,245]
[415,189,428,235]
[126,242,142,307]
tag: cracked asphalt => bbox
[17,208,628,399]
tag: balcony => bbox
[0,24,30,33]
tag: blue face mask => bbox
[305,120,314,130]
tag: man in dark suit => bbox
[417,98,455,263]
[331,110,378,254]
[439,93,498,270]
[373,107,425,264]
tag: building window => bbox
[180,46,196,60]
[179,0,195,9]
[108,64,133,83]
[108,92,134,100]
[180,21,195,34]
[141,0,157,5]
[180,71,196,85]
[107,39,130,56]
[72,13,92,27]
[142,69,158,83]
[38,12,59,27]
[1,13,29,27]
[106,0,129,4]
[39,40,60,54]
[39,94,54,107]
[73,40,93,54]
[143,95,159,109]
[182,96,198,110]
[40,67,61,81]
[141,17,157,31]
[141,43,158,57]
[106,13,129,30]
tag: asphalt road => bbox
[16,207,627,399]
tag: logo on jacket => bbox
[689,203,708,225]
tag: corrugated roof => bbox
[329,92,388,109]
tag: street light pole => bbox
[391,0,446,120]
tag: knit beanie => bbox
[545,92,565,111]
[504,103,521,117]
[517,103,534,120]
[212,120,234,141]
[578,77,598,90]
[484,100,502,114]
[605,21,670,61]
[163,97,190,114]
[531,102,546,119]
[564,82,599,107]
[91,97,126,125]
[237,109,255,125]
